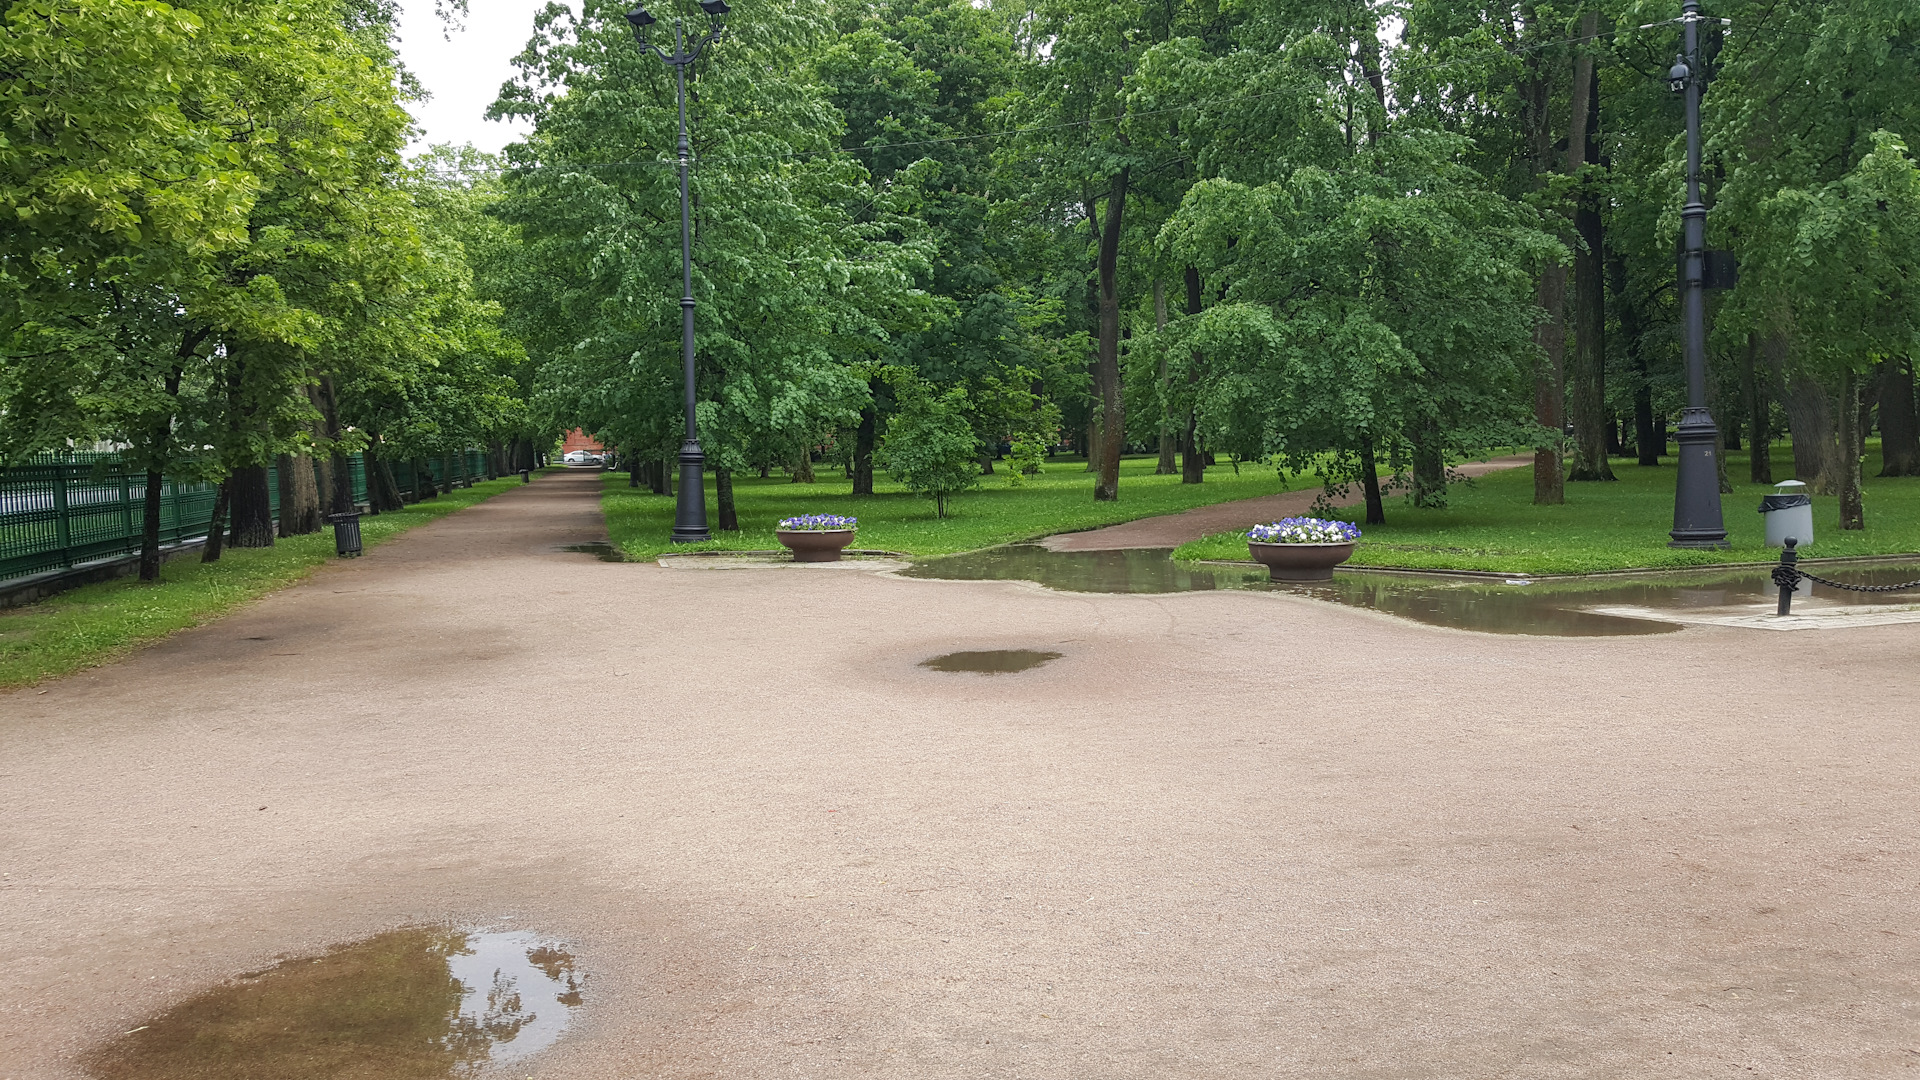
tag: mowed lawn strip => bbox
[0,474,537,690]
[1173,449,1920,575]
[603,454,1323,561]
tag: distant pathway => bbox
[1043,453,1534,551]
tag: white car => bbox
[562,450,602,466]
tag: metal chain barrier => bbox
[1773,538,1920,614]
[1785,568,1920,594]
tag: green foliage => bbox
[1174,451,1920,574]
[876,379,981,516]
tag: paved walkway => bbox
[1045,454,1534,550]
[3,468,1916,1078]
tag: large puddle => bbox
[88,927,584,1079]
[901,545,1920,636]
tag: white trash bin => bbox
[1760,479,1814,549]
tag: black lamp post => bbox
[1666,0,1730,549]
[627,1,730,543]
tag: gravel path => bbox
[2,467,1915,1078]
[1043,455,1534,551]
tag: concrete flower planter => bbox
[1247,541,1356,582]
[776,529,857,563]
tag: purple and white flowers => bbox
[1247,517,1361,544]
[778,514,857,532]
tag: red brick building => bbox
[561,429,605,456]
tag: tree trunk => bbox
[1524,8,1566,505]
[1085,416,1100,473]
[277,453,321,536]
[200,481,230,563]
[1153,279,1177,475]
[1359,438,1386,525]
[313,375,354,515]
[1837,367,1865,529]
[1181,267,1205,485]
[1858,371,1876,463]
[1772,336,1840,494]
[1533,265,1567,503]
[365,438,405,512]
[1411,415,1447,508]
[137,360,185,582]
[1564,23,1614,482]
[139,469,164,582]
[1744,333,1772,484]
[652,458,669,495]
[980,450,994,475]
[413,458,437,500]
[629,452,641,487]
[312,454,334,511]
[854,399,877,495]
[1879,356,1920,475]
[792,447,815,483]
[1091,168,1129,502]
[226,465,275,548]
[716,467,738,531]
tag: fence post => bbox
[119,469,134,547]
[51,465,72,567]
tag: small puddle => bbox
[87,927,584,1079]
[921,649,1064,673]
[903,545,1920,636]
[561,542,626,562]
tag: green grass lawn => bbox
[0,474,538,690]
[603,454,1323,561]
[1173,448,1920,575]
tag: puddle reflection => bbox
[88,927,584,1079]
[903,545,1920,636]
[921,649,1064,673]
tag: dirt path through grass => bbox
[1045,454,1532,551]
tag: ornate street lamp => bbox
[626,1,729,543]
[1666,0,1729,548]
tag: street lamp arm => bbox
[686,23,725,64]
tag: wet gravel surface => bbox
[3,469,1917,1078]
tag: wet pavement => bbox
[903,544,1920,636]
[12,467,1920,1079]
[85,928,583,1079]
[560,542,627,562]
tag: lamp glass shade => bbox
[626,6,656,28]
[698,0,731,15]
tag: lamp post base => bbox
[1668,406,1730,549]
[670,438,712,544]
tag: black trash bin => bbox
[328,511,364,558]
[520,468,531,484]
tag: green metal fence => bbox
[0,448,492,584]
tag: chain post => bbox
[1772,538,1799,615]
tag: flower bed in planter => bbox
[775,515,858,562]
[1246,517,1360,581]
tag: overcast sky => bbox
[396,0,557,155]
